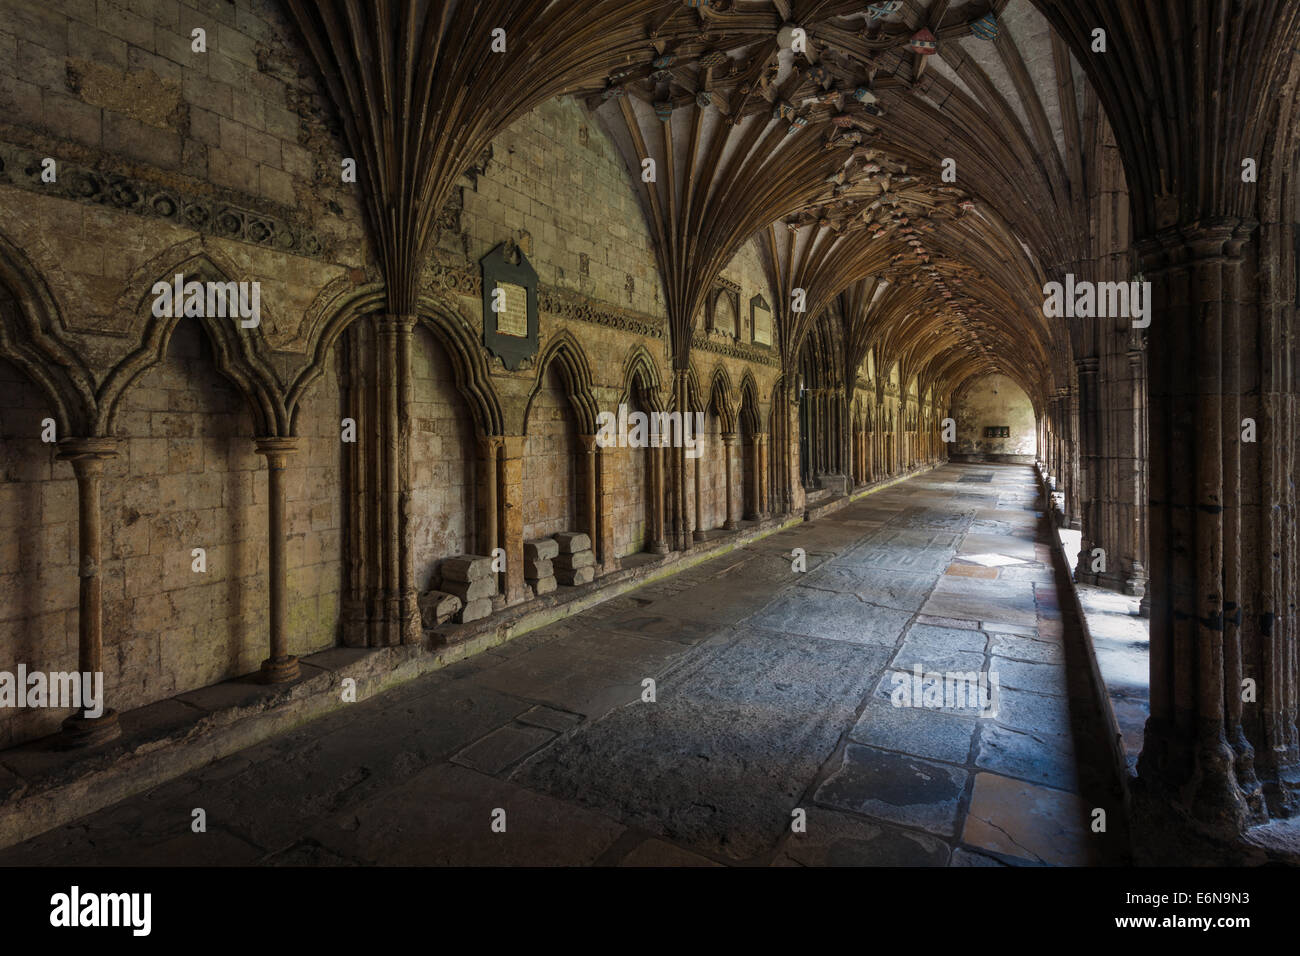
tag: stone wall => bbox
[522,363,578,543]
[951,373,1038,461]
[410,325,476,590]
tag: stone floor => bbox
[0,463,1127,867]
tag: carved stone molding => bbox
[0,139,332,261]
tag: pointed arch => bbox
[618,343,665,413]
[706,364,737,435]
[104,240,287,436]
[524,329,600,435]
[737,370,763,436]
[0,229,93,435]
[285,281,505,437]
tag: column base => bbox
[723,519,737,531]
[60,709,121,749]
[261,655,301,684]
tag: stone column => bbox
[758,434,769,517]
[376,315,419,645]
[254,436,300,683]
[57,438,122,747]
[596,443,618,573]
[499,436,527,604]
[649,438,668,554]
[478,436,502,595]
[579,434,599,561]
[723,434,738,530]
[1074,357,1102,583]
[692,443,703,543]
[1135,221,1286,840]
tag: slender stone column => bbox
[57,438,122,747]
[723,434,738,530]
[596,443,617,573]
[478,436,502,594]
[757,434,769,517]
[692,443,703,543]
[649,439,668,554]
[254,436,301,683]
[499,436,527,603]
[579,434,599,560]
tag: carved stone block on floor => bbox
[418,590,462,628]
[553,531,591,554]
[555,565,595,586]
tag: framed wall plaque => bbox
[751,293,772,347]
[481,241,539,370]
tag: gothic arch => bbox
[0,229,95,435]
[523,329,600,435]
[105,241,285,436]
[285,281,506,437]
[738,370,762,436]
[706,364,737,435]
[618,343,665,413]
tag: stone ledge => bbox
[1034,463,1134,850]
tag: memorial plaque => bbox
[494,282,529,337]
[480,242,539,370]
[751,293,772,346]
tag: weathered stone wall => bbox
[0,359,78,748]
[410,325,476,589]
[522,363,578,543]
[951,373,1037,460]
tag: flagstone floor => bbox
[0,463,1126,866]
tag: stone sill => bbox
[0,464,939,850]
[1033,463,1136,843]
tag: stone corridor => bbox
[0,464,1124,866]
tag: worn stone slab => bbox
[553,531,591,553]
[451,724,557,775]
[531,574,557,595]
[776,806,950,866]
[516,705,582,733]
[990,632,1063,664]
[515,631,886,861]
[310,764,626,866]
[524,538,560,560]
[805,565,936,613]
[975,722,1079,791]
[892,629,987,674]
[849,698,978,765]
[961,772,1094,865]
[618,838,723,867]
[814,744,967,837]
[992,658,1069,697]
[993,687,1073,737]
[750,588,911,647]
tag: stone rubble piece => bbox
[554,565,595,587]
[440,554,495,583]
[524,557,554,579]
[458,598,493,624]
[442,576,496,604]
[417,589,462,627]
[553,550,595,571]
[524,538,560,561]
[552,531,591,554]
